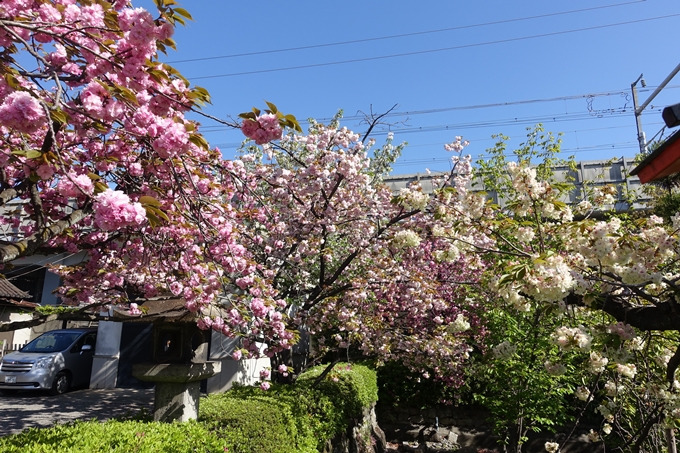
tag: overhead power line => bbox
[199,84,680,135]
[167,1,644,64]
[190,14,680,79]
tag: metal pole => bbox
[631,74,647,154]
[636,62,680,114]
[631,62,680,154]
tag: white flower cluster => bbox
[575,386,591,401]
[398,187,429,211]
[606,322,636,341]
[569,218,621,267]
[589,351,609,373]
[524,255,575,303]
[596,402,616,422]
[492,341,517,360]
[500,287,531,312]
[626,336,645,352]
[604,380,625,397]
[656,349,674,368]
[434,244,461,263]
[544,441,559,453]
[672,212,680,231]
[552,325,592,351]
[444,136,469,153]
[592,186,617,206]
[513,226,536,243]
[447,314,471,334]
[507,162,547,197]
[574,199,593,216]
[392,229,421,249]
[616,363,636,379]
[544,361,567,376]
[611,263,651,286]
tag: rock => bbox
[423,427,442,443]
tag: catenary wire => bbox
[197,84,679,134]
[166,1,644,64]
[189,14,680,79]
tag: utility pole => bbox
[632,62,680,154]
[631,74,647,154]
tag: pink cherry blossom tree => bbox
[230,113,484,382]
[0,0,299,344]
[0,1,482,386]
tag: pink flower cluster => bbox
[0,91,46,134]
[606,322,636,341]
[57,173,94,198]
[93,189,147,231]
[241,114,282,144]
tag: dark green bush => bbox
[377,361,463,408]
[0,419,226,453]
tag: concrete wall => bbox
[206,331,270,393]
[90,321,123,389]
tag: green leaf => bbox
[188,133,209,150]
[4,74,21,89]
[145,209,161,228]
[265,101,278,114]
[113,85,139,105]
[140,195,162,207]
[103,11,118,29]
[162,37,177,51]
[24,149,42,159]
[94,181,109,194]
[173,7,193,20]
[498,274,514,286]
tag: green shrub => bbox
[296,362,378,445]
[0,363,377,453]
[200,362,377,453]
[199,384,316,453]
[0,419,226,453]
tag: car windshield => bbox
[21,332,81,353]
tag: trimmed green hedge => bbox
[0,362,377,453]
[200,362,378,453]
[0,419,225,453]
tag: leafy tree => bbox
[427,127,680,452]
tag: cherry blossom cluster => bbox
[241,114,283,145]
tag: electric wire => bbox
[195,84,679,135]
[167,1,644,64]
[190,14,680,79]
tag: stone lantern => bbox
[114,297,221,422]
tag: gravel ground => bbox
[0,388,154,437]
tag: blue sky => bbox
[143,0,680,175]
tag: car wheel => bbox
[49,372,70,396]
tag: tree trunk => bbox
[666,428,677,453]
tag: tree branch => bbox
[0,206,90,264]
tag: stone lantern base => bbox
[132,362,221,422]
